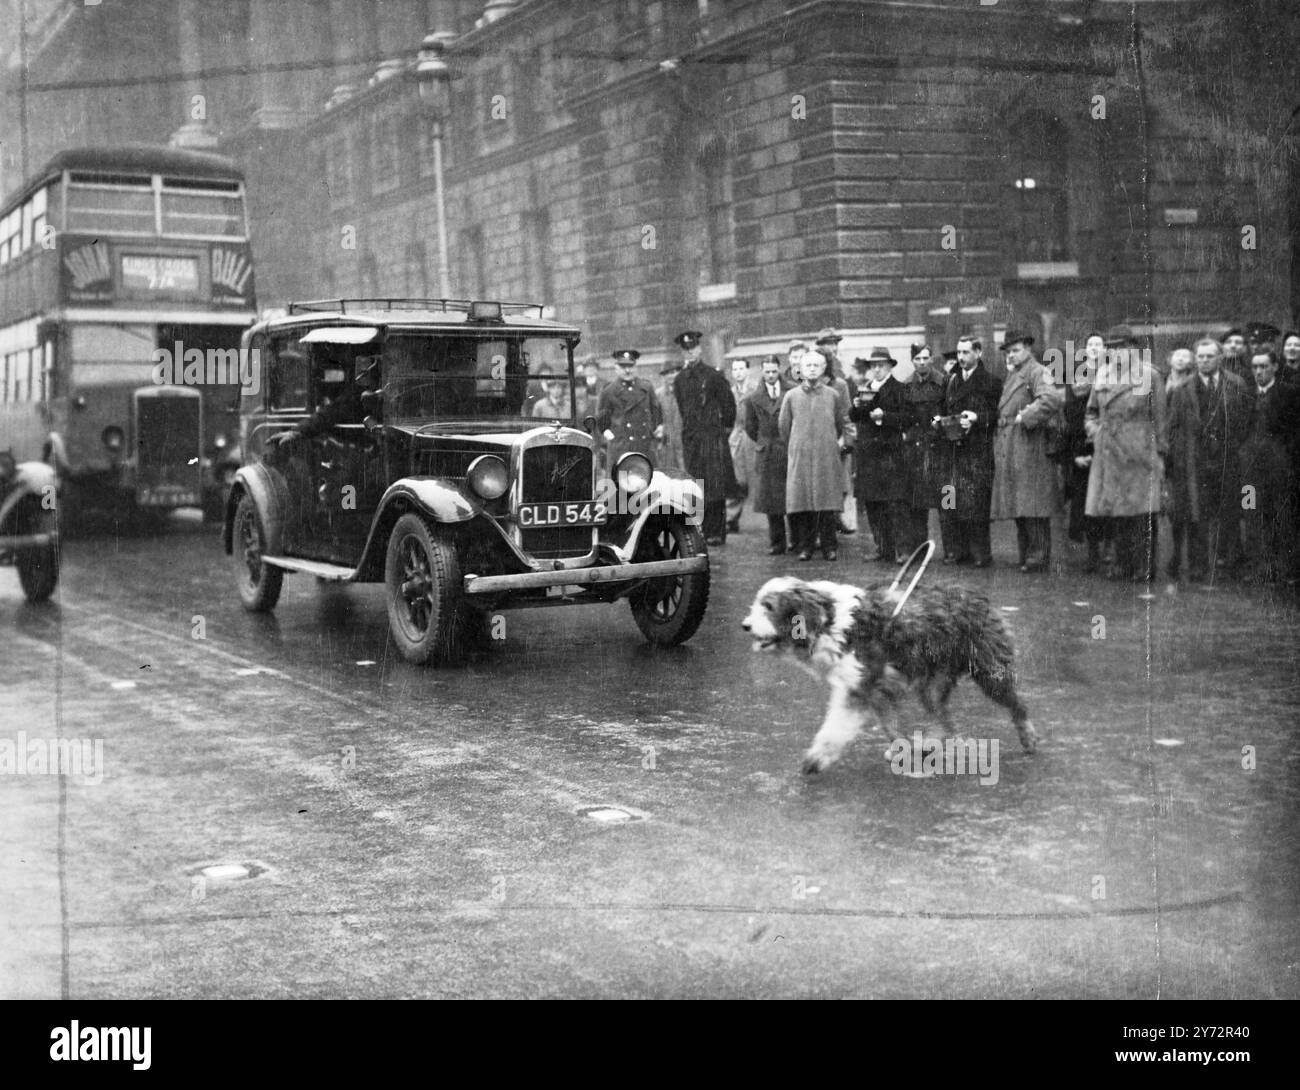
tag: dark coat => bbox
[850,375,912,504]
[1239,380,1300,515]
[941,363,1000,517]
[780,382,848,513]
[902,371,948,508]
[1167,369,1253,523]
[596,377,662,467]
[674,360,738,500]
[655,370,685,471]
[1084,378,1168,517]
[742,379,794,514]
[990,357,1064,520]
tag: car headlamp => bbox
[615,453,653,495]
[466,454,508,500]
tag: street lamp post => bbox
[416,32,456,300]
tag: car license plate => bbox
[137,488,199,507]
[516,501,607,528]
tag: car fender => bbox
[223,462,290,555]
[350,477,478,581]
[0,461,59,532]
[615,468,704,556]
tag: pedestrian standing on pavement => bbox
[902,343,949,555]
[1221,327,1251,384]
[1238,349,1299,583]
[939,336,1000,567]
[851,348,913,564]
[990,331,1064,572]
[780,349,849,561]
[1166,336,1253,583]
[1060,333,1107,573]
[813,327,858,536]
[673,329,738,546]
[726,358,758,532]
[783,340,807,387]
[1280,331,1300,386]
[655,357,685,472]
[1084,326,1167,582]
[596,349,664,472]
[743,355,795,554]
[1162,348,1195,577]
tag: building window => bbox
[1003,113,1072,266]
[404,241,428,296]
[370,108,401,195]
[324,133,354,208]
[523,203,553,305]
[459,226,484,297]
[700,140,735,288]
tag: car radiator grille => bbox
[519,443,595,559]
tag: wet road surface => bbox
[2,512,1298,998]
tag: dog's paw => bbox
[800,754,825,775]
[1018,721,1039,754]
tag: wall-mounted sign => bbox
[1163,208,1199,226]
[121,254,201,293]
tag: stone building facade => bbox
[2,0,1296,371]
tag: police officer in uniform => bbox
[673,329,737,545]
[596,349,664,469]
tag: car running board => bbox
[260,555,358,581]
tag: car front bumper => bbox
[462,555,707,596]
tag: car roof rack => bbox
[286,298,547,319]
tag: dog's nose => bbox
[741,620,751,631]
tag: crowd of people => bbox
[584,321,1300,586]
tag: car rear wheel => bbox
[385,513,466,665]
[15,503,58,603]
[628,518,709,646]
[232,493,283,612]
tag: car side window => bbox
[266,335,309,411]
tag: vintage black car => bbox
[0,452,59,603]
[223,299,709,663]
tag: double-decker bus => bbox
[0,145,257,521]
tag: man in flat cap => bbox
[596,350,664,471]
[673,330,738,545]
[990,331,1063,572]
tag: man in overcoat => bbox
[673,329,737,546]
[1166,337,1254,583]
[726,358,758,532]
[743,356,795,553]
[939,336,1000,567]
[990,331,1064,572]
[596,349,664,470]
[851,348,913,563]
[902,344,949,555]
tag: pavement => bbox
[1,510,1297,998]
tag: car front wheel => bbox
[628,518,710,646]
[232,493,283,612]
[385,513,465,665]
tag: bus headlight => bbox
[101,426,125,452]
[466,455,508,500]
[615,453,653,495]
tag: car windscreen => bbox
[384,334,575,424]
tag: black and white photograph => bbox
[0,0,1296,1027]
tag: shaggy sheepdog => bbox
[741,576,1039,773]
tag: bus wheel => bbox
[232,493,283,611]
[16,504,59,603]
[385,514,465,665]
